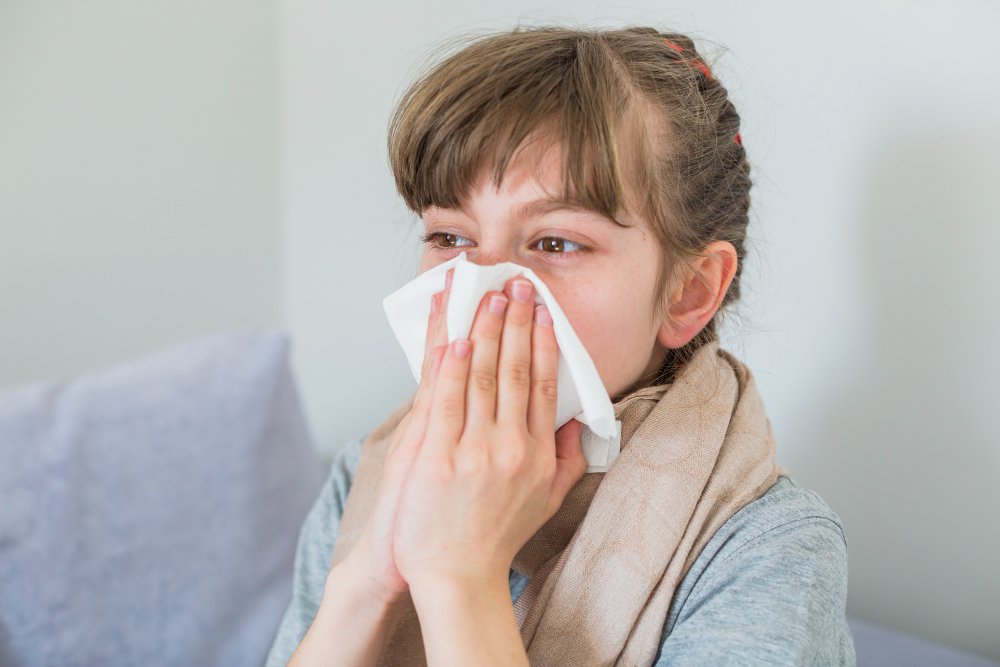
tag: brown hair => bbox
[387,26,751,387]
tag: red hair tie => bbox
[662,38,714,80]
[663,38,742,147]
[662,38,685,53]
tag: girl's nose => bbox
[469,245,515,266]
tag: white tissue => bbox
[382,251,622,472]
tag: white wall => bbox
[279,1,1000,660]
[0,0,280,386]
[2,0,997,660]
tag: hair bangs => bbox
[387,29,640,227]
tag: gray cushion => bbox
[0,329,326,667]
[849,616,999,666]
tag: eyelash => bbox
[420,232,590,259]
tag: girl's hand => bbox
[339,268,456,605]
[391,277,588,588]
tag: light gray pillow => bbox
[848,616,999,667]
[0,329,327,667]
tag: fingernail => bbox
[453,338,470,358]
[535,304,553,326]
[445,268,454,290]
[512,279,533,302]
[430,292,441,313]
[488,294,508,315]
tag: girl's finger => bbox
[419,267,455,383]
[496,277,535,427]
[428,267,455,365]
[422,337,473,459]
[414,290,444,414]
[414,344,449,437]
[388,345,447,460]
[527,303,559,437]
[419,291,443,382]
[547,419,587,516]
[465,290,507,430]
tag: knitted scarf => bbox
[329,339,787,665]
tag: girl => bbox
[267,25,854,666]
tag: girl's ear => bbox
[656,241,738,349]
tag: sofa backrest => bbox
[0,329,326,667]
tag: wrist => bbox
[301,553,408,667]
[408,568,511,610]
[408,570,527,666]
[327,554,407,613]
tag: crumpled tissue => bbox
[382,251,622,472]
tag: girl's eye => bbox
[534,236,584,254]
[421,232,474,249]
[420,231,588,258]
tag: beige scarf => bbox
[329,339,788,665]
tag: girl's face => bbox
[419,142,670,400]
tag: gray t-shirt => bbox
[266,435,856,666]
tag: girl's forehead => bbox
[422,195,640,237]
[422,128,647,229]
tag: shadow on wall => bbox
[789,129,1000,662]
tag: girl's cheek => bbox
[419,254,445,273]
[562,309,605,360]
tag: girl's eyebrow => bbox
[451,197,632,228]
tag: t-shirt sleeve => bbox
[654,515,856,666]
[264,436,365,667]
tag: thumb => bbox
[548,419,587,513]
